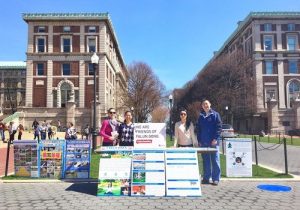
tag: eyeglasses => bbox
[109,112,116,114]
[180,113,187,116]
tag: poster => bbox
[39,140,65,179]
[134,123,166,148]
[97,147,132,196]
[225,138,252,177]
[131,149,165,196]
[13,140,38,177]
[64,140,91,178]
[165,149,201,196]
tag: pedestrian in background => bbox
[40,122,47,140]
[173,108,197,147]
[0,119,5,142]
[197,99,222,186]
[118,111,134,146]
[100,108,119,146]
[65,122,77,140]
[18,124,24,140]
[9,121,18,143]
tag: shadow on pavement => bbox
[65,182,98,196]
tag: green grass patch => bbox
[238,134,300,146]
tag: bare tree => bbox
[123,62,166,122]
[151,105,169,123]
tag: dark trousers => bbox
[102,141,113,146]
[9,130,17,142]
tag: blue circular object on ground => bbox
[257,184,292,192]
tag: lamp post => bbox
[169,94,173,141]
[225,106,229,124]
[91,52,99,149]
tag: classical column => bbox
[47,60,53,108]
[66,93,76,126]
[277,59,285,109]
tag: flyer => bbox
[13,140,39,177]
[97,146,132,196]
[165,149,201,196]
[134,123,166,148]
[225,138,252,177]
[131,149,165,196]
[64,140,91,179]
[39,140,65,179]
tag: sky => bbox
[0,0,300,90]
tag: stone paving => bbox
[0,180,299,210]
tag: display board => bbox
[225,138,252,177]
[39,140,65,179]
[64,140,91,178]
[13,140,38,177]
[134,123,166,148]
[165,149,201,196]
[131,149,165,196]
[97,146,133,196]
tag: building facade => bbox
[0,61,26,115]
[195,12,300,134]
[20,13,128,128]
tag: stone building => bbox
[19,13,128,129]
[0,61,26,115]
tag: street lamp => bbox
[91,52,99,149]
[225,106,229,124]
[169,94,173,141]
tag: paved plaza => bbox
[0,180,299,210]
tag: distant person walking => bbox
[65,122,77,140]
[0,119,5,142]
[9,121,18,143]
[32,119,39,129]
[18,124,24,140]
[197,99,222,186]
[100,108,119,146]
[118,111,134,146]
[173,109,198,147]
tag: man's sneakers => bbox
[212,181,219,186]
[201,179,219,185]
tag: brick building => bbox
[20,13,128,129]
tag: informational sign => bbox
[134,123,166,148]
[97,147,133,196]
[131,149,165,196]
[165,149,201,196]
[13,140,38,177]
[64,140,91,179]
[225,138,252,177]
[39,140,65,179]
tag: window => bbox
[87,37,96,52]
[288,80,300,107]
[265,88,277,103]
[37,37,45,52]
[282,121,290,126]
[288,61,298,74]
[37,63,44,76]
[264,23,272,31]
[264,36,273,51]
[265,61,273,74]
[287,23,295,31]
[88,63,94,75]
[62,38,71,52]
[287,35,296,51]
[245,38,252,56]
[88,26,96,33]
[38,26,45,33]
[62,63,71,75]
[63,26,71,32]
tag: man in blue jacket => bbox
[197,99,222,185]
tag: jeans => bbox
[201,146,221,182]
[0,129,5,141]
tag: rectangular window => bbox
[63,26,71,32]
[265,61,273,74]
[63,38,71,52]
[264,23,272,31]
[264,36,273,51]
[287,23,295,31]
[88,26,96,33]
[288,61,298,74]
[37,63,44,76]
[62,63,71,75]
[38,26,45,33]
[265,88,277,102]
[88,63,95,75]
[37,38,45,52]
[87,37,96,52]
[287,35,296,51]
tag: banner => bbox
[134,123,166,148]
[97,147,133,196]
[39,140,65,179]
[13,140,38,177]
[64,140,91,178]
[165,149,201,196]
[131,149,165,196]
[225,138,252,177]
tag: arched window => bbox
[287,79,300,108]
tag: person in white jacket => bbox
[173,109,198,147]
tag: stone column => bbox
[66,93,76,126]
[292,96,300,129]
[267,98,279,133]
